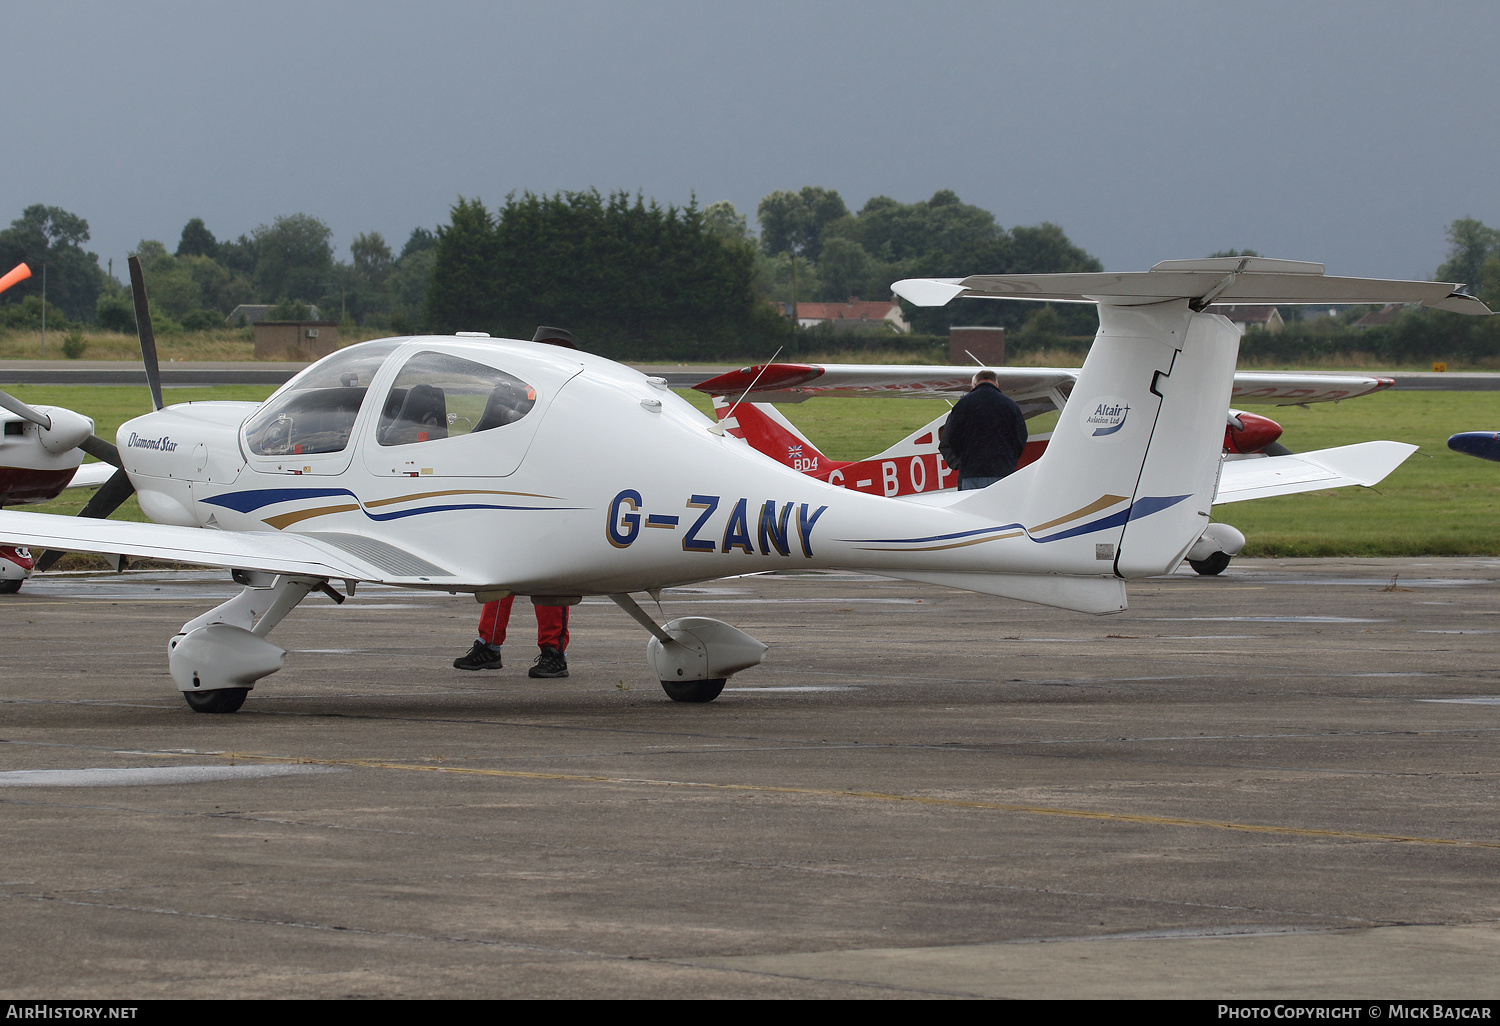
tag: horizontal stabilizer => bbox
[880,570,1127,614]
[1214,441,1418,504]
[893,258,1491,314]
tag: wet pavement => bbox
[2,558,1499,998]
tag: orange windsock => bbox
[0,263,32,296]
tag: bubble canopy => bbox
[243,339,405,457]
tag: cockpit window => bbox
[378,351,537,447]
[244,339,403,456]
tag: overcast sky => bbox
[4,1,1495,282]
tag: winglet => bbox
[890,278,967,308]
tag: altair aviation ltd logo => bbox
[1084,397,1131,438]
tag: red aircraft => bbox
[0,262,127,591]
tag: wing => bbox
[63,462,118,490]
[1214,442,1417,503]
[1447,432,1500,463]
[696,363,1392,408]
[697,363,1075,412]
[0,510,459,585]
[1229,372,1394,405]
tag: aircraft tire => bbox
[0,579,21,594]
[183,688,249,714]
[661,678,726,703]
[1188,552,1232,576]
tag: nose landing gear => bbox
[169,572,337,713]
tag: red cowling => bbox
[0,466,77,504]
[0,546,34,572]
[694,363,825,395]
[1224,411,1283,454]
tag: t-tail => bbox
[951,300,1240,579]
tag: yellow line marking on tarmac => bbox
[163,749,1500,850]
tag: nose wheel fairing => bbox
[610,593,768,701]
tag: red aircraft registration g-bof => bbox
[0,257,1487,713]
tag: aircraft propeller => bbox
[32,256,163,571]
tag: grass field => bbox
[0,327,395,362]
[6,383,1498,557]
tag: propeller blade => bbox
[32,467,137,573]
[0,388,50,429]
[78,434,123,469]
[72,467,136,520]
[127,256,164,411]
[0,262,32,296]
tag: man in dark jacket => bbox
[938,369,1028,490]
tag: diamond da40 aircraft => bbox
[0,256,1485,713]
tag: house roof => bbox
[796,299,900,321]
[1353,303,1403,328]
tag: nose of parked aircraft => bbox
[1224,411,1283,454]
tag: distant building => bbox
[793,297,909,334]
[253,321,339,360]
[1353,303,1403,329]
[1209,304,1284,334]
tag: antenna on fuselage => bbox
[708,345,783,437]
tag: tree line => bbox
[1218,222,1500,366]
[749,186,1102,338]
[2,193,1496,365]
[421,187,1108,357]
[0,206,437,336]
[424,191,782,358]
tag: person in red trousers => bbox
[453,325,578,679]
[454,595,569,677]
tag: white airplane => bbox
[698,360,1407,574]
[0,256,1485,713]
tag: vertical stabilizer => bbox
[1115,309,1239,575]
[952,300,1239,578]
[713,397,835,472]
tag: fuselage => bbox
[115,335,1145,597]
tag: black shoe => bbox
[453,641,503,670]
[529,647,568,678]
